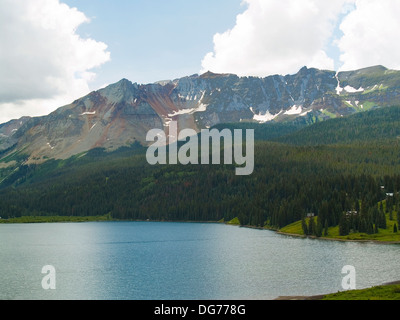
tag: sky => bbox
[1,0,400,124]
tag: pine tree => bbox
[379,209,387,229]
[309,216,316,236]
[355,200,361,213]
[301,217,308,236]
[339,213,350,236]
[315,217,323,238]
[359,217,367,233]
[318,201,329,227]
[366,221,374,235]
[323,219,329,237]
[396,198,400,220]
[394,223,398,233]
[397,211,400,230]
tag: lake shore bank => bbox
[234,222,400,245]
[2,216,400,245]
[275,230,400,245]
[274,281,400,300]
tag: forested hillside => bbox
[0,106,400,235]
[277,105,400,145]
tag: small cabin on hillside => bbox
[346,211,359,217]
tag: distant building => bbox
[307,213,315,218]
[386,193,394,197]
[346,211,358,217]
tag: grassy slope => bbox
[322,283,400,300]
[279,210,400,243]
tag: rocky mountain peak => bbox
[199,71,234,79]
[1,65,399,164]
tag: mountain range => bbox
[1,65,400,227]
[1,65,400,165]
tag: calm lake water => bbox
[0,221,399,300]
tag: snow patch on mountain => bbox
[300,109,312,116]
[168,104,208,117]
[251,107,282,123]
[284,105,303,115]
[335,72,343,95]
[344,86,364,93]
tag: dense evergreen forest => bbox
[1,106,400,235]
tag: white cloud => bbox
[201,0,400,77]
[337,0,400,71]
[0,0,110,123]
[201,0,350,77]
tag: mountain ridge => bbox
[1,65,400,164]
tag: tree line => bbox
[1,140,400,233]
[2,105,400,231]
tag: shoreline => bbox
[236,223,400,245]
[275,230,400,245]
[1,216,399,245]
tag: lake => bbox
[0,221,399,300]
